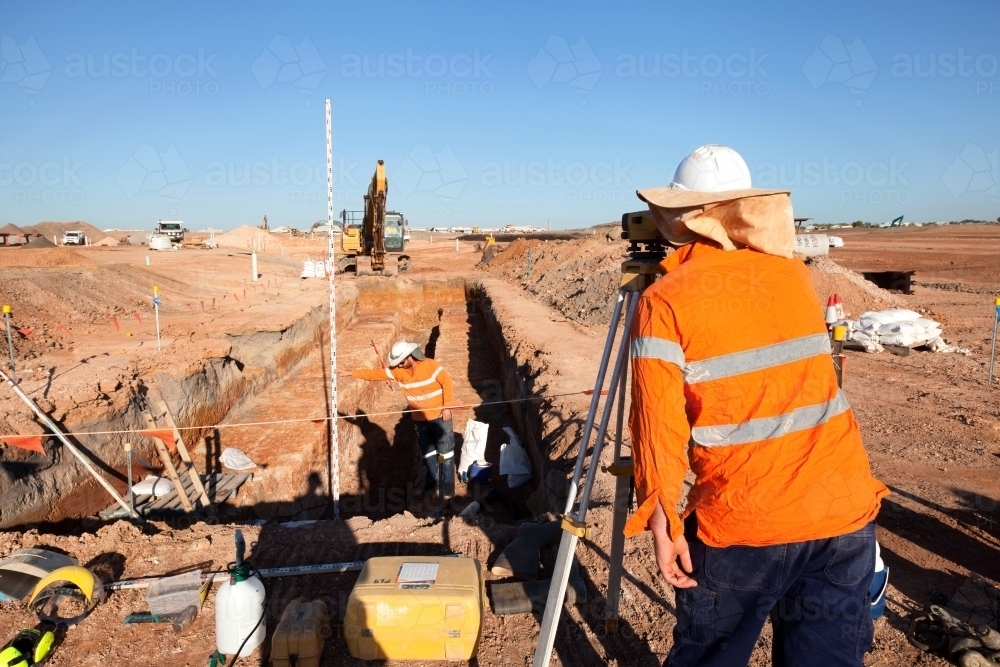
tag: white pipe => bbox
[251,252,258,282]
[0,367,139,520]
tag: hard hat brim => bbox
[637,185,789,211]
[387,342,420,367]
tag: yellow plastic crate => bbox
[344,556,484,661]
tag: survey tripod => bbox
[533,211,667,667]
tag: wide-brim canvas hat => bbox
[387,341,424,367]
[637,183,789,212]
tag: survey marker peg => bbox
[3,304,15,383]
[989,296,1000,385]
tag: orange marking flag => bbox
[1,435,45,454]
[138,428,176,452]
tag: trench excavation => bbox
[200,276,532,523]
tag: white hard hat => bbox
[637,145,787,212]
[387,341,420,367]
[671,144,752,193]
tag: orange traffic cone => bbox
[825,295,839,325]
[834,293,845,320]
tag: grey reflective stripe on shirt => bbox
[690,390,851,447]
[631,336,685,368]
[684,333,832,384]
[406,388,443,402]
[398,366,442,390]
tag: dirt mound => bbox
[0,246,87,267]
[480,236,626,325]
[216,225,282,249]
[483,239,909,325]
[808,255,906,317]
[22,221,105,243]
[92,236,119,247]
[23,235,56,249]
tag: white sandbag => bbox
[132,476,174,497]
[913,318,940,329]
[458,420,489,477]
[858,309,921,325]
[879,333,918,347]
[876,322,920,336]
[849,329,879,343]
[499,427,532,489]
[220,447,257,470]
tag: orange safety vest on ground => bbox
[625,241,888,548]
[353,358,455,421]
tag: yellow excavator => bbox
[338,160,410,276]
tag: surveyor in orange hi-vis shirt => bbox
[350,341,457,499]
[626,145,888,667]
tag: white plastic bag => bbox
[458,420,489,478]
[220,447,257,470]
[499,427,532,489]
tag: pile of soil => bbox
[808,255,907,318]
[92,237,119,247]
[23,235,56,249]
[479,236,627,326]
[216,225,283,250]
[22,221,105,243]
[482,237,907,325]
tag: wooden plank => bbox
[150,391,215,517]
[207,473,247,503]
[139,405,195,515]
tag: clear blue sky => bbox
[2,0,998,230]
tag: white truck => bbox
[155,220,186,243]
[61,231,86,245]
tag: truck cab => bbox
[155,220,186,242]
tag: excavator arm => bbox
[365,160,388,272]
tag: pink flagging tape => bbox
[110,317,120,333]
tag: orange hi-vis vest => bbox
[352,358,455,421]
[625,241,888,548]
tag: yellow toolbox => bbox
[344,556,484,661]
[269,598,330,667]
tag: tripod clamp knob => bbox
[559,514,593,541]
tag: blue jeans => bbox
[416,418,455,496]
[668,516,875,667]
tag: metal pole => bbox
[326,98,341,520]
[0,367,139,520]
[3,306,15,383]
[989,298,1000,385]
[152,286,161,352]
[563,291,625,515]
[125,441,135,515]
[532,292,639,667]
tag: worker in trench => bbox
[625,145,887,667]
[349,341,457,502]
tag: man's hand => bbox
[648,500,697,589]
[441,408,452,422]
